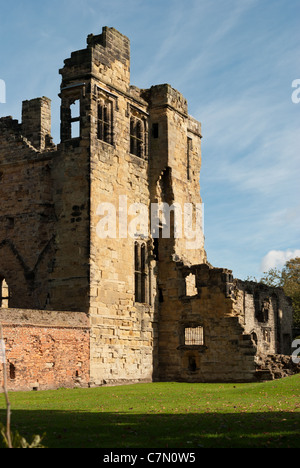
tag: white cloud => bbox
[260,249,300,272]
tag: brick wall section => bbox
[0,309,90,391]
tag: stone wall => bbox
[156,262,257,382]
[233,280,293,356]
[87,29,157,385]
[0,115,56,310]
[157,262,294,383]
[0,308,90,391]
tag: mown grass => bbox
[0,375,300,448]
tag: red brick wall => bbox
[0,309,90,391]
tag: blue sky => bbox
[0,0,299,280]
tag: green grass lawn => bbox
[1,375,300,448]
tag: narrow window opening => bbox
[153,238,159,260]
[185,274,197,296]
[152,123,159,138]
[141,244,146,303]
[71,99,80,119]
[6,217,14,229]
[98,100,113,144]
[134,242,149,304]
[158,288,164,303]
[188,356,197,372]
[71,120,80,139]
[9,363,16,380]
[70,99,80,139]
[263,329,271,344]
[130,117,144,158]
[0,278,10,308]
[187,137,192,180]
[251,332,258,345]
[134,242,141,303]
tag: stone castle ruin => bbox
[0,27,296,391]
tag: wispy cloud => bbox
[261,249,300,272]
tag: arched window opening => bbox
[0,278,10,308]
[130,117,144,158]
[134,242,149,304]
[98,99,113,144]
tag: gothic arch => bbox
[0,240,33,308]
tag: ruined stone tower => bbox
[0,27,294,391]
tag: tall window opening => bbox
[0,278,9,308]
[70,99,80,138]
[134,242,149,304]
[9,363,16,380]
[152,123,159,138]
[187,137,192,180]
[130,117,144,158]
[98,100,113,145]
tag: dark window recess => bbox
[188,356,197,372]
[9,363,16,380]
[134,242,149,304]
[152,123,159,138]
[158,288,164,303]
[251,332,258,345]
[6,217,14,229]
[153,238,159,260]
[255,294,269,323]
[187,137,192,180]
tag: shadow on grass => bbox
[0,409,299,448]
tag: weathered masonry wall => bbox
[157,262,294,383]
[157,263,257,383]
[79,28,156,385]
[0,309,90,391]
[233,280,293,356]
[0,115,56,310]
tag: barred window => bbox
[0,278,9,308]
[185,326,204,346]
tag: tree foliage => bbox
[260,257,300,327]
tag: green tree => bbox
[260,257,300,328]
